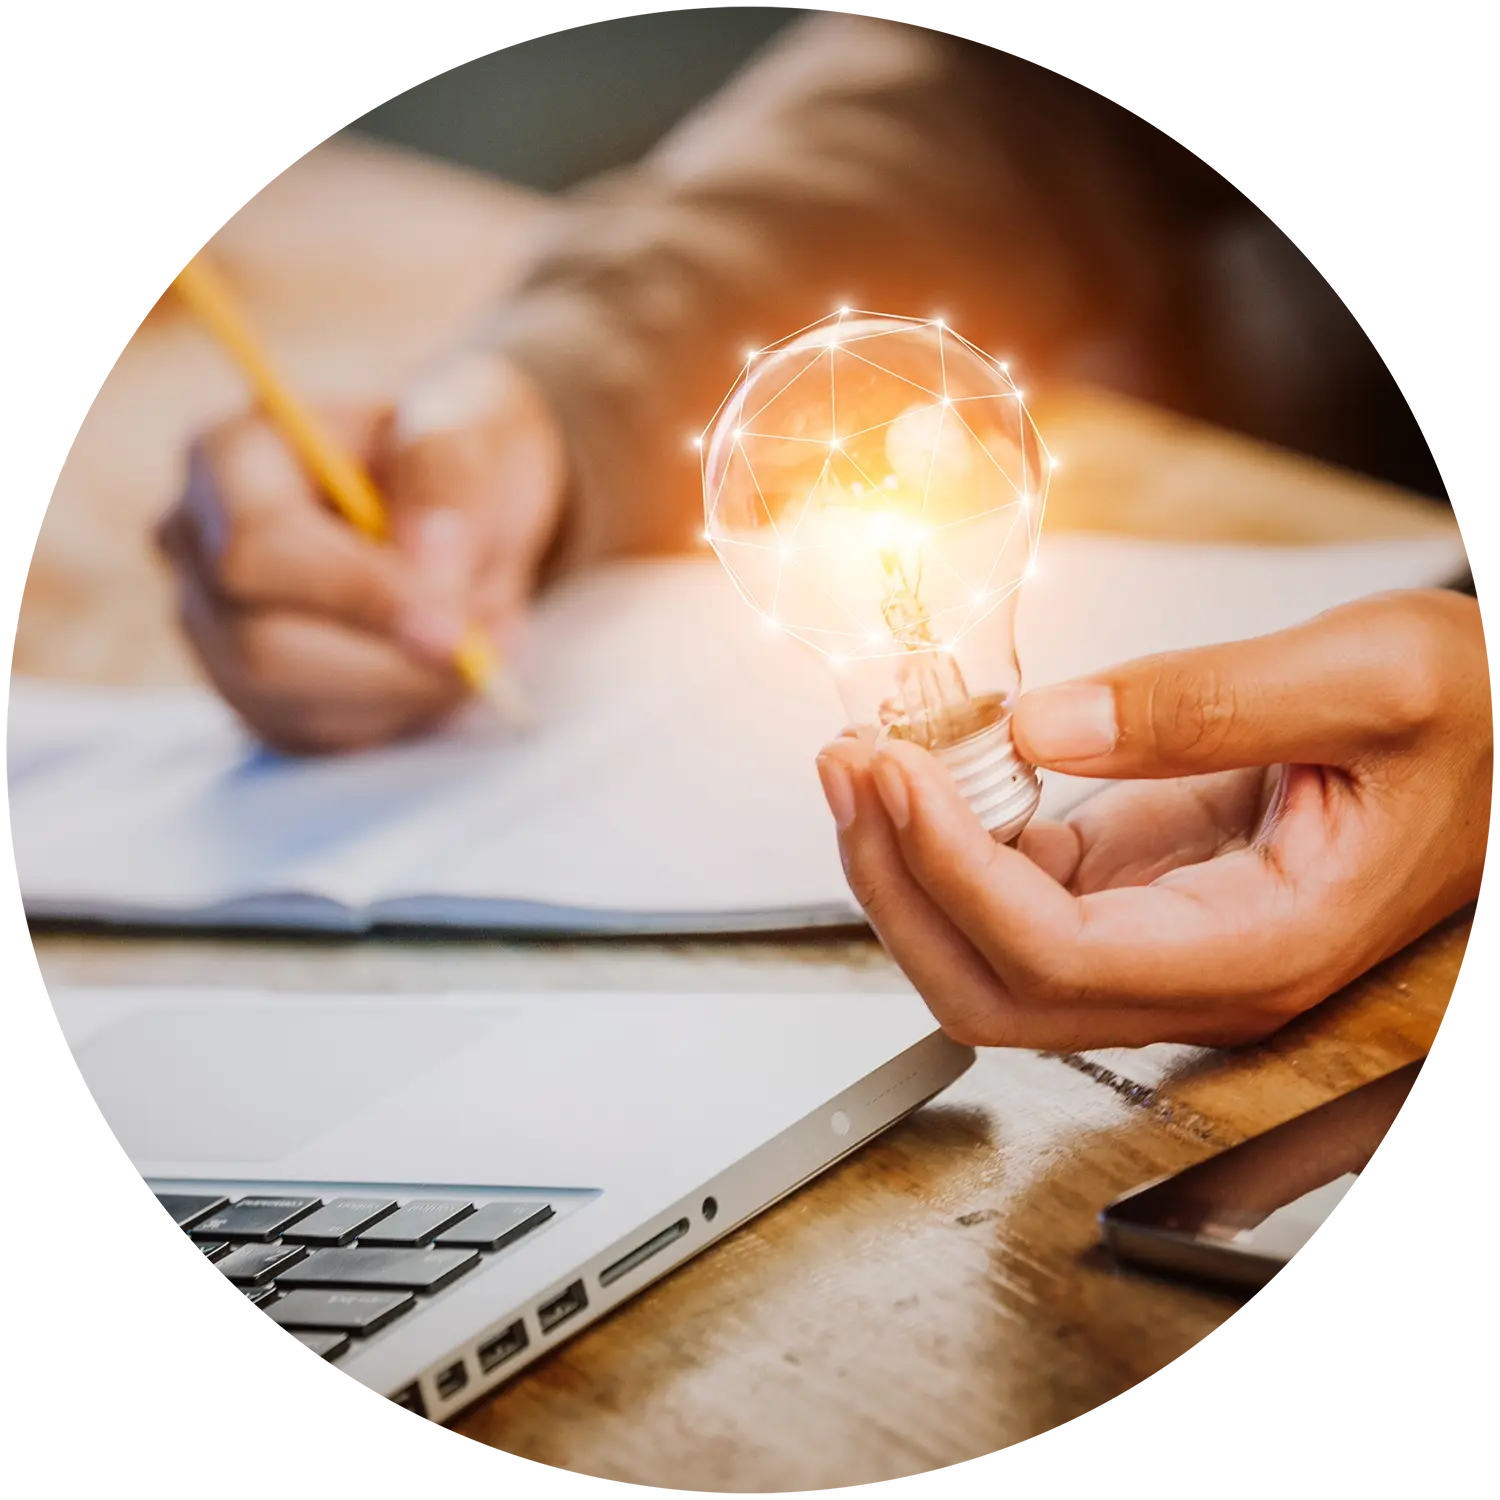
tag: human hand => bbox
[815,590,1490,1050]
[156,351,566,753]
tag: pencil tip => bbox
[481,669,534,731]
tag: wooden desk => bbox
[21,138,1467,1492]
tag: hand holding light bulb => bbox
[817,589,1489,1052]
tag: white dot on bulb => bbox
[692,436,703,449]
[971,591,986,605]
[882,476,899,491]
[999,361,1010,373]
[744,347,759,360]
[829,654,848,668]
[867,631,884,645]
[940,397,952,408]
[1012,389,1025,400]
[934,317,946,329]
[829,438,841,450]
[733,426,743,439]
[838,305,851,315]
[1049,455,1061,470]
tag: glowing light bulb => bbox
[701,312,1049,842]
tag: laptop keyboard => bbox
[159,1188,555,1363]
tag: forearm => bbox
[485,14,1229,571]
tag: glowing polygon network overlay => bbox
[700,310,1050,666]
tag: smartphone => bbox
[1098,1056,1494,1302]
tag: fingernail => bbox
[1017,683,1118,761]
[872,753,911,829]
[816,753,856,830]
[398,605,465,660]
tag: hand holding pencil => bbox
[157,253,569,753]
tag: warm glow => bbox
[700,311,1047,663]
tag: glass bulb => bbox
[702,312,1049,842]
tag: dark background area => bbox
[351,8,800,190]
[348,4,1488,516]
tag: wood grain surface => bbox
[18,136,1469,1491]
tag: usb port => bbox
[391,1382,427,1418]
[435,1360,469,1400]
[537,1279,588,1333]
[477,1319,529,1372]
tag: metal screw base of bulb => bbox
[913,694,1041,845]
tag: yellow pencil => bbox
[172,252,528,724]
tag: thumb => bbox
[1011,593,1449,779]
[383,352,564,656]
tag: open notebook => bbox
[7,534,1468,935]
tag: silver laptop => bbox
[51,984,972,1420]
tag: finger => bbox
[872,738,1322,1011]
[387,353,563,576]
[390,508,475,660]
[816,738,1023,1042]
[867,739,1086,993]
[1012,590,1468,778]
[817,743,1269,1048]
[173,570,465,754]
[1060,769,1276,893]
[171,416,422,646]
[192,405,387,532]
[1014,818,1083,886]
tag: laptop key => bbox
[357,1199,474,1247]
[291,1329,350,1360]
[198,1241,231,1262]
[243,1285,280,1307]
[217,1243,308,1286]
[270,1288,415,1336]
[191,1196,321,1243]
[277,1246,480,1293]
[281,1198,398,1247]
[436,1200,554,1252]
[156,1193,228,1230]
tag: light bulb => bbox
[701,312,1049,843]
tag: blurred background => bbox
[17,4,1494,687]
[348,0,1488,519]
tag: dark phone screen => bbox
[1110,1056,1494,1278]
